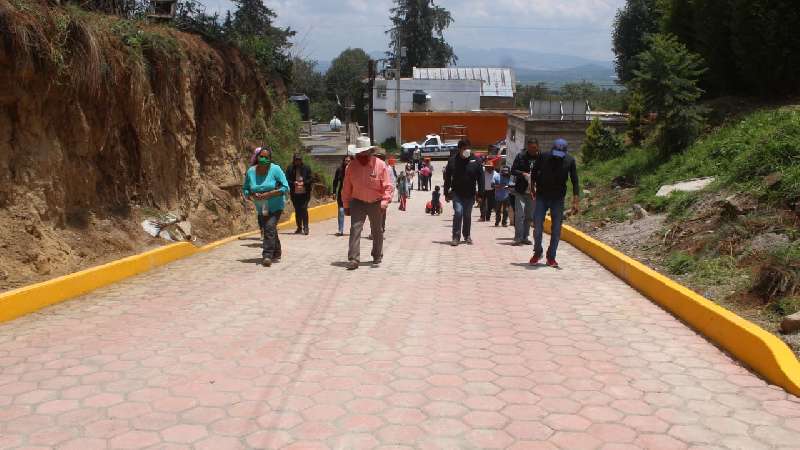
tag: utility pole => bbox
[367,59,376,144]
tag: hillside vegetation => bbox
[0,0,307,290]
[576,105,800,352]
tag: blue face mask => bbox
[552,150,567,158]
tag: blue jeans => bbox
[533,197,565,260]
[514,194,534,242]
[451,194,474,241]
[261,210,283,259]
[338,207,345,234]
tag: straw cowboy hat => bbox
[347,136,373,156]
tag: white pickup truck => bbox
[401,134,460,160]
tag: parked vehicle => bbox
[488,139,508,166]
[401,134,460,160]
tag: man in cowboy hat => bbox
[342,145,395,270]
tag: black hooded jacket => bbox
[443,154,484,198]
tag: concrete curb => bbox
[548,219,800,396]
[0,203,339,324]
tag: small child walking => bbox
[430,186,442,215]
[397,170,409,211]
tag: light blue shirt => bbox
[242,164,289,214]
[493,172,511,202]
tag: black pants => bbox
[261,210,282,259]
[291,193,310,232]
[481,195,496,221]
[495,198,509,225]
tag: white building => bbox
[371,67,516,145]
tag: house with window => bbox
[371,67,516,147]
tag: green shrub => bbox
[581,118,625,163]
[691,256,748,287]
[771,297,800,317]
[665,191,698,220]
[666,251,697,275]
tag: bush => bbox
[633,33,707,155]
[581,118,625,163]
[666,251,696,275]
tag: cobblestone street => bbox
[1,192,799,449]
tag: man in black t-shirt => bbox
[530,139,580,268]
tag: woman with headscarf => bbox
[286,153,313,235]
[242,147,289,267]
[331,155,352,237]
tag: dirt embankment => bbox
[0,1,283,291]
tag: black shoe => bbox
[373,257,382,265]
[346,260,359,270]
[522,239,533,245]
[464,237,473,245]
[303,229,309,235]
[511,241,523,247]
[272,257,281,264]
[335,232,343,237]
[495,223,500,227]
[262,258,272,267]
[294,228,303,234]
[450,239,460,247]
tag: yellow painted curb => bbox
[546,218,800,396]
[0,203,337,324]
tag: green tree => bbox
[633,33,706,155]
[227,0,295,76]
[386,0,456,76]
[612,0,663,83]
[730,0,800,95]
[627,90,646,147]
[581,118,625,163]
[289,57,326,99]
[325,48,370,126]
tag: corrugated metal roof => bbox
[412,67,516,98]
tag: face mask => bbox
[258,157,270,166]
[461,149,471,159]
[552,150,566,158]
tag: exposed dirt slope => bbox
[0,1,282,290]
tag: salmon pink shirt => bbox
[342,156,394,209]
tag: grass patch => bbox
[666,251,697,275]
[690,256,750,289]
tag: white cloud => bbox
[199,0,625,62]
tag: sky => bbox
[202,0,626,63]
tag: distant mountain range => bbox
[314,47,618,88]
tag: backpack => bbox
[420,166,431,177]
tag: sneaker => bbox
[335,232,344,237]
[522,239,533,245]
[529,254,542,266]
[511,241,524,247]
[262,258,272,267]
[373,257,382,265]
[547,258,560,268]
[346,260,359,270]
[294,228,303,234]
[464,237,473,245]
[450,239,460,247]
[303,229,309,236]
[494,223,500,227]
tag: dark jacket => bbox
[511,151,538,195]
[443,155,484,198]
[332,165,346,202]
[286,164,313,196]
[534,151,579,200]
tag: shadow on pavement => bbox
[431,241,457,246]
[238,258,263,265]
[241,243,262,248]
